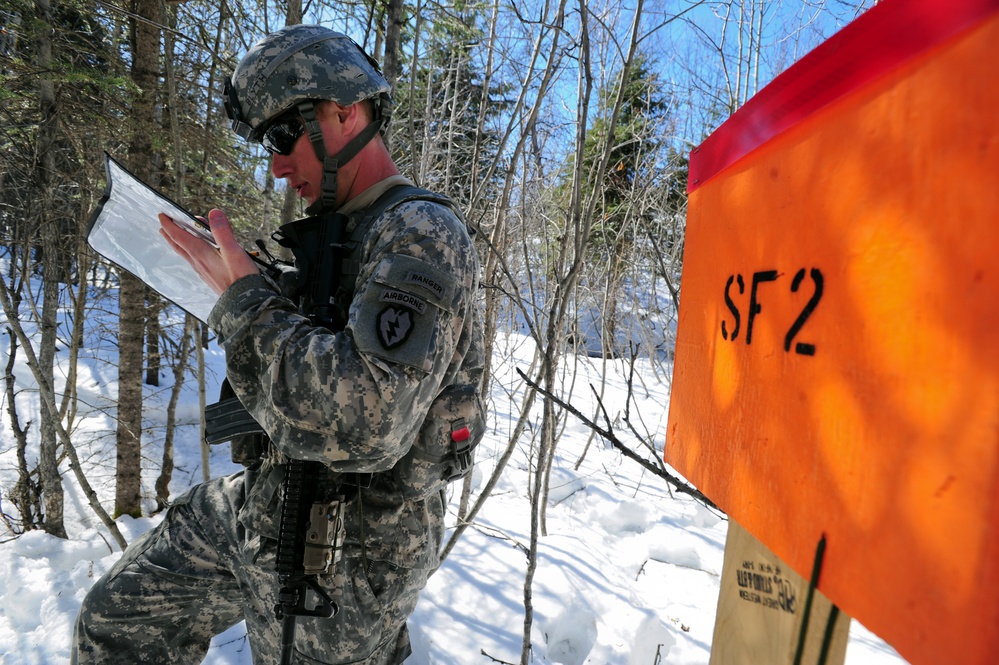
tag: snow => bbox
[0,298,909,664]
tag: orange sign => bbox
[665,1,999,664]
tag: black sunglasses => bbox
[261,112,305,156]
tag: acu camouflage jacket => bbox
[207,176,486,571]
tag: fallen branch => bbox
[516,367,717,510]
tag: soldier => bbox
[73,25,485,665]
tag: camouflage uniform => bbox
[74,175,486,664]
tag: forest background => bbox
[0,0,879,662]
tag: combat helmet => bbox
[223,25,392,213]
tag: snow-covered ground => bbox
[0,295,907,664]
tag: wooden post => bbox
[711,522,849,665]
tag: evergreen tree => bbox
[579,53,670,261]
[390,5,510,211]
[549,52,679,358]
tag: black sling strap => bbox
[205,184,455,448]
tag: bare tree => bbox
[3,325,39,533]
[154,316,196,512]
[0,272,128,549]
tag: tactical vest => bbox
[206,185,483,500]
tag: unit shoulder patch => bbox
[353,253,456,373]
[376,306,415,349]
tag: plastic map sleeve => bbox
[86,152,219,323]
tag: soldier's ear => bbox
[316,100,351,123]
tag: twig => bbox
[0,279,128,549]
[481,649,517,665]
[469,522,529,556]
[516,367,716,509]
[636,559,648,581]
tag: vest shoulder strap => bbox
[339,184,457,297]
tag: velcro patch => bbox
[379,288,427,315]
[354,253,452,372]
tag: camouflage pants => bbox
[72,473,419,665]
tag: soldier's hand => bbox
[159,208,260,295]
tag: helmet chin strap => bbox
[296,100,385,216]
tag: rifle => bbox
[274,457,345,665]
[203,211,350,663]
[207,191,444,660]
[268,212,352,664]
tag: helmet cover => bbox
[225,25,391,141]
